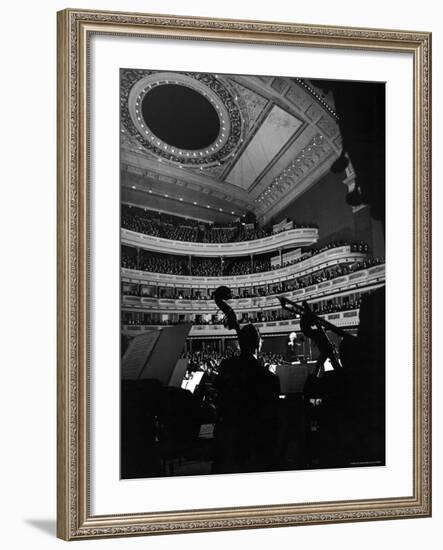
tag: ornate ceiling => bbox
[120,69,342,224]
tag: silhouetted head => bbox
[239,323,262,355]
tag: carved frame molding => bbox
[57,8,431,540]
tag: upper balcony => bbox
[121,226,319,258]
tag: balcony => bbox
[121,226,319,257]
[121,308,361,338]
[122,264,385,314]
[121,245,371,288]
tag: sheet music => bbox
[121,330,160,380]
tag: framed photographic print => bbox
[57,8,431,540]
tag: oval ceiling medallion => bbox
[122,70,244,167]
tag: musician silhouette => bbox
[212,323,280,474]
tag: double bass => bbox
[214,285,263,355]
[212,286,280,473]
[213,286,241,336]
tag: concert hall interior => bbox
[120,69,386,479]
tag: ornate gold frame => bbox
[57,8,432,540]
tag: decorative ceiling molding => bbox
[225,104,305,190]
[258,154,338,225]
[121,69,245,167]
[294,78,339,119]
[254,134,334,213]
[120,150,250,203]
[120,71,344,221]
[120,169,250,220]
[230,80,269,130]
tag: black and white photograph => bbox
[119,69,386,479]
[0,0,438,544]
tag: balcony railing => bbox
[121,245,370,288]
[121,226,319,257]
[121,309,361,337]
[121,263,385,315]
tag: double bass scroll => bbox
[213,286,241,337]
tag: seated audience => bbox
[121,205,317,244]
